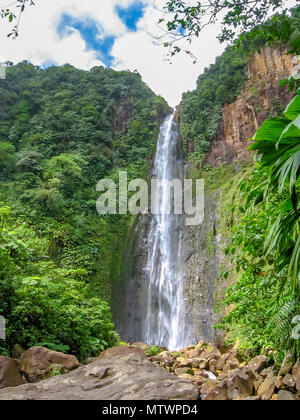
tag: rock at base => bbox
[0,352,199,400]
[0,356,26,389]
[19,346,80,383]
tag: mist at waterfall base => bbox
[114,114,196,351]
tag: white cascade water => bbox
[144,113,186,350]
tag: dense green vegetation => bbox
[179,6,300,167]
[219,83,300,364]
[178,6,300,365]
[0,62,169,359]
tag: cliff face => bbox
[206,47,293,165]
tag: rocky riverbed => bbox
[0,342,299,400]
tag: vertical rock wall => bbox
[206,47,293,165]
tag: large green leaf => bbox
[284,94,300,121]
[250,118,290,145]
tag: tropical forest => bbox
[0,0,299,403]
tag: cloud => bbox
[0,0,228,105]
[57,13,116,66]
[115,1,146,31]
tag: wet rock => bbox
[0,356,26,389]
[257,372,275,399]
[19,347,80,383]
[277,390,299,401]
[247,355,267,374]
[0,353,199,400]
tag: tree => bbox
[0,141,16,174]
[160,0,288,56]
[1,0,36,38]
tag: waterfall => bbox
[143,113,186,350]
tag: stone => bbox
[174,367,194,376]
[186,349,201,358]
[204,382,227,401]
[278,350,294,376]
[98,345,144,360]
[277,390,298,401]
[11,344,26,360]
[216,358,226,371]
[229,368,256,397]
[257,372,275,399]
[84,357,97,365]
[43,364,65,379]
[175,356,192,368]
[130,342,149,350]
[209,358,218,373]
[260,367,273,378]
[0,353,199,400]
[19,346,80,383]
[200,379,218,395]
[292,359,300,393]
[247,355,267,374]
[196,340,207,349]
[201,346,221,361]
[223,357,240,372]
[274,376,283,389]
[0,356,26,389]
[282,374,296,389]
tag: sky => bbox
[0,0,296,106]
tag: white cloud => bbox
[3,0,293,106]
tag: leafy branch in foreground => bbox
[1,0,35,38]
[160,0,291,56]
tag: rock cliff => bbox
[206,47,294,165]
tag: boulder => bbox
[19,347,80,383]
[84,357,97,365]
[228,368,256,397]
[292,359,300,393]
[98,346,144,360]
[0,352,199,400]
[11,344,26,360]
[247,355,267,374]
[223,357,240,372]
[130,342,149,350]
[278,350,294,376]
[0,356,26,389]
[204,382,227,400]
[277,390,299,401]
[257,372,275,399]
[174,367,194,376]
[282,374,296,389]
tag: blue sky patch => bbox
[57,13,116,67]
[115,1,145,31]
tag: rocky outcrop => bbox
[0,356,26,389]
[146,341,300,400]
[206,47,294,166]
[19,346,80,383]
[0,349,199,400]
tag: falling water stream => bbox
[143,113,186,350]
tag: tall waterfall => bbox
[144,113,186,350]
